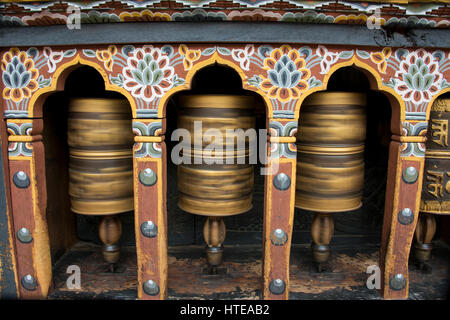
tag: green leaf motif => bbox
[383,78,396,88]
[217,47,231,56]
[37,75,51,88]
[423,74,433,90]
[202,47,216,56]
[153,70,163,84]
[109,74,124,87]
[339,50,354,60]
[82,49,96,58]
[356,50,370,59]
[172,75,186,88]
[63,49,77,58]
[247,75,262,88]
[404,74,413,88]
[308,76,322,88]
[413,74,423,90]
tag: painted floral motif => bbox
[96,45,118,71]
[370,47,391,74]
[316,45,339,75]
[43,47,65,73]
[122,46,174,103]
[228,9,281,22]
[231,45,254,71]
[394,49,442,104]
[282,11,334,24]
[260,45,310,102]
[334,14,370,25]
[2,48,39,103]
[179,45,201,71]
[119,10,170,22]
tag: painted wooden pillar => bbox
[379,133,426,299]
[6,118,52,299]
[0,118,19,299]
[132,119,167,300]
[262,119,297,300]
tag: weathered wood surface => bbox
[48,243,449,300]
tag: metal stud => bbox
[141,221,158,238]
[389,273,406,291]
[143,280,160,296]
[21,274,38,291]
[402,167,418,184]
[273,173,291,191]
[398,208,414,225]
[139,168,157,186]
[17,227,33,244]
[13,171,30,188]
[271,228,288,246]
[269,279,286,295]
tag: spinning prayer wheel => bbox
[295,91,367,269]
[177,94,256,267]
[68,97,133,265]
[415,98,450,268]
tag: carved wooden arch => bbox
[27,55,137,119]
[293,58,405,136]
[156,52,273,119]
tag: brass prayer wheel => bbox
[420,98,450,215]
[177,94,256,216]
[295,91,367,269]
[67,97,133,264]
[176,94,256,266]
[295,92,367,212]
[415,98,450,266]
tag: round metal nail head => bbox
[398,208,414,225]
[402,167,418,184]
[141,221,158,238]
[273,173,291,191]
[269,279,286,295]
[271,228,288,246]
[21,274,38,291]
[17,227,32,243]
[143,280,160,296]
[13,171,30,188]
[389,274,406,291]
[139,168,157,186]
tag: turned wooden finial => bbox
[414,213,436,264]
[311,212,334,270]
[99,215,123,264]
[203,217,226,266]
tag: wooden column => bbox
[133,119,167,300]
[0,119,19,299]
[6,118,52,299]
[379,135,425,299]
[262,121,297,300]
